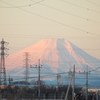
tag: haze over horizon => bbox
[0,0,100,60]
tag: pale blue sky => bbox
[0,0,100,59]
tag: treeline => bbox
[0,84,82,100]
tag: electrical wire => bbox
[35,1,100,24]
[1,34,100,39]
[86,0,100,7]
[61,0,100,14]
[0,0,100,37]
[89,66,100,72]
[5,73,100,83]
[0,0,45,8]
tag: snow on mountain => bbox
[5,39,100,78]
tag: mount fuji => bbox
[5,39,100,86]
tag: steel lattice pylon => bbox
[0,38,8,87]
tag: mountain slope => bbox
[5,39,100,77]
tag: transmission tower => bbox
[24,52,30,85]
[0,38,8,86]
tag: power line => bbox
[89,66,100,72]
[86,0,100,7]
[5,75,100,82]
[1,34,100,39]
[0,0,100,37]
[41,66,56,74]
[0,0,45,8]
[61,0,100,14]
[36,1,100,24]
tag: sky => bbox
[0,0,100,59]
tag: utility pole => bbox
[86,66,89,100]
[64,73,73,100]
[30,59,42,100]
[38,59,41,100]
[8,75,11,86]
[56,74,60,99]
[72,65,75,100]
[56,74,60,91]
[79,66,90,100]
[0,38,8,87]
[8,75,13,93]
[8,75,13,86]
